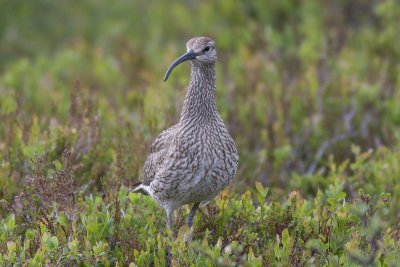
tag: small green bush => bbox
[0,147,399,265]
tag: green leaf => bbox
[57,212,69,227]
[68,239,79,253]
[7,241,16,261]
[255,181,268,198]
[6,214,16,232]
[46,236,59,251]
[31,250,44,266]
[25,229,36,240]
[281,228,290,247]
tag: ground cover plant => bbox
[1,0,399,266]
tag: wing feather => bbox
[142,125,178,185]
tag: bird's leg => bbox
[186,202,200,228]
[182,202,200,242]
[165,209,174,267]
[166,209,174,232]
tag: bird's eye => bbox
[203,45,212,52]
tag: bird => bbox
[133,37,239,232]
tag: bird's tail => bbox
[130,182,149,195]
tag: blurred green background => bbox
[1,0,399,197]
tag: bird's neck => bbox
[180,63,219,123]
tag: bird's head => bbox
[164,37,216,82]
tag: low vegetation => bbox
[1,0,399,265]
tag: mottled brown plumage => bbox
[134,37,238,230]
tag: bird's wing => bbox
[142,125,178,185]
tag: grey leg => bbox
[166,209,174,231]
[186,202,200,228]
[165,209,174,265]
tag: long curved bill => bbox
[164,50,197,82]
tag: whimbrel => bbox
[133,37,238,231]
